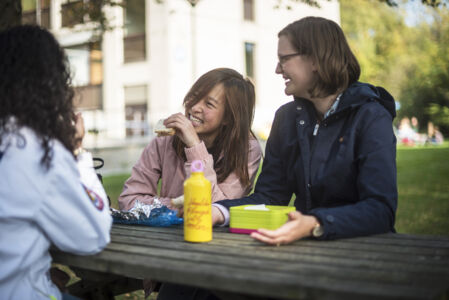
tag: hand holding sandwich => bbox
[162,113,201,148]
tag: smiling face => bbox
[186,83,226,146]
[275,35,317,99]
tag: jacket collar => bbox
[293,82,396,120]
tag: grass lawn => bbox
[395,143,449,236]
[103,173,131,209]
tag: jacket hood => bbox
[339,82,396,119]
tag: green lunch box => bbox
[229,205,296,234]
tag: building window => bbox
[73,84,103,111]
[123,0,146,63]
[66,41,103,110]
[61,0,84,28]
[243,0,254,21]
[21,0,51,28]
[124,85,149,137]
[244,42,255,79]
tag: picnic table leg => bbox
[158,282,276,300]
[67,268,143,299]
[211,290,275,300]
[211,290,276,300]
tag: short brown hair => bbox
[279,16,360,98]
[173,68,256,186]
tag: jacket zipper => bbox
[308,120,321,208]
[313,123,319,136]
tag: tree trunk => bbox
[0,0,22,31]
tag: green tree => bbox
[281,0,448,9]
[395,6,449,134]
[340,0,409,100]
[0,0,21,30]
[341,0,449,135]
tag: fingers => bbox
[164,113,188,128]
[250,231,286,246]
[74,112,85,148]
[249,211,310,246]
[164,114,189,132]
[164,113,200,147]
[288,210,302,220]
[74,112,84,129]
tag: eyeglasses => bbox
[278,53,301,66]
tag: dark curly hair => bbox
[0,25,76,170]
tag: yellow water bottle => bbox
[184,160,212,242]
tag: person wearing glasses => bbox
[212,16,398,245]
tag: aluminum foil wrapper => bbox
[110,199,183,227]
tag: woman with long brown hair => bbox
[118,68,262,211]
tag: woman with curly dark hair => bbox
[0,25,111,300]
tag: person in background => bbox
[212,16,398,245]
[434,126,444,144]
[398,117,416,146]
[411,116,419,133]
[0,25,112,300]
[118,68,262,212]
[427,121,444,145]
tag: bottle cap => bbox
[191,160,204,172]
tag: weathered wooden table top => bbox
[51,224,449,299]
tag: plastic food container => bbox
[229,205,295,234]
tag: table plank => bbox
[51,225,449,300]
[110,227,449,266]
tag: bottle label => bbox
[185,196,211,231]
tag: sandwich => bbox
[171,195,184,208]
[154,119,175,136]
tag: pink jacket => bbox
[118,136,262,211]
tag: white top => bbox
[0,125,112,300]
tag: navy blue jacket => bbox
[217,82,397,240]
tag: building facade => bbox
[22,0,340,149]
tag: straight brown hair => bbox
[173,68,256,187]
[279,16,360,98]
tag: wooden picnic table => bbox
[51,224,449,300]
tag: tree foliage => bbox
[341,0,409,98]
[341,0,449,135]
[0,0,21,30]
[395,7,449,134]
[279,0,448,10]
[380,0,448,7]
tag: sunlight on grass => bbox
[395,144,449,236]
